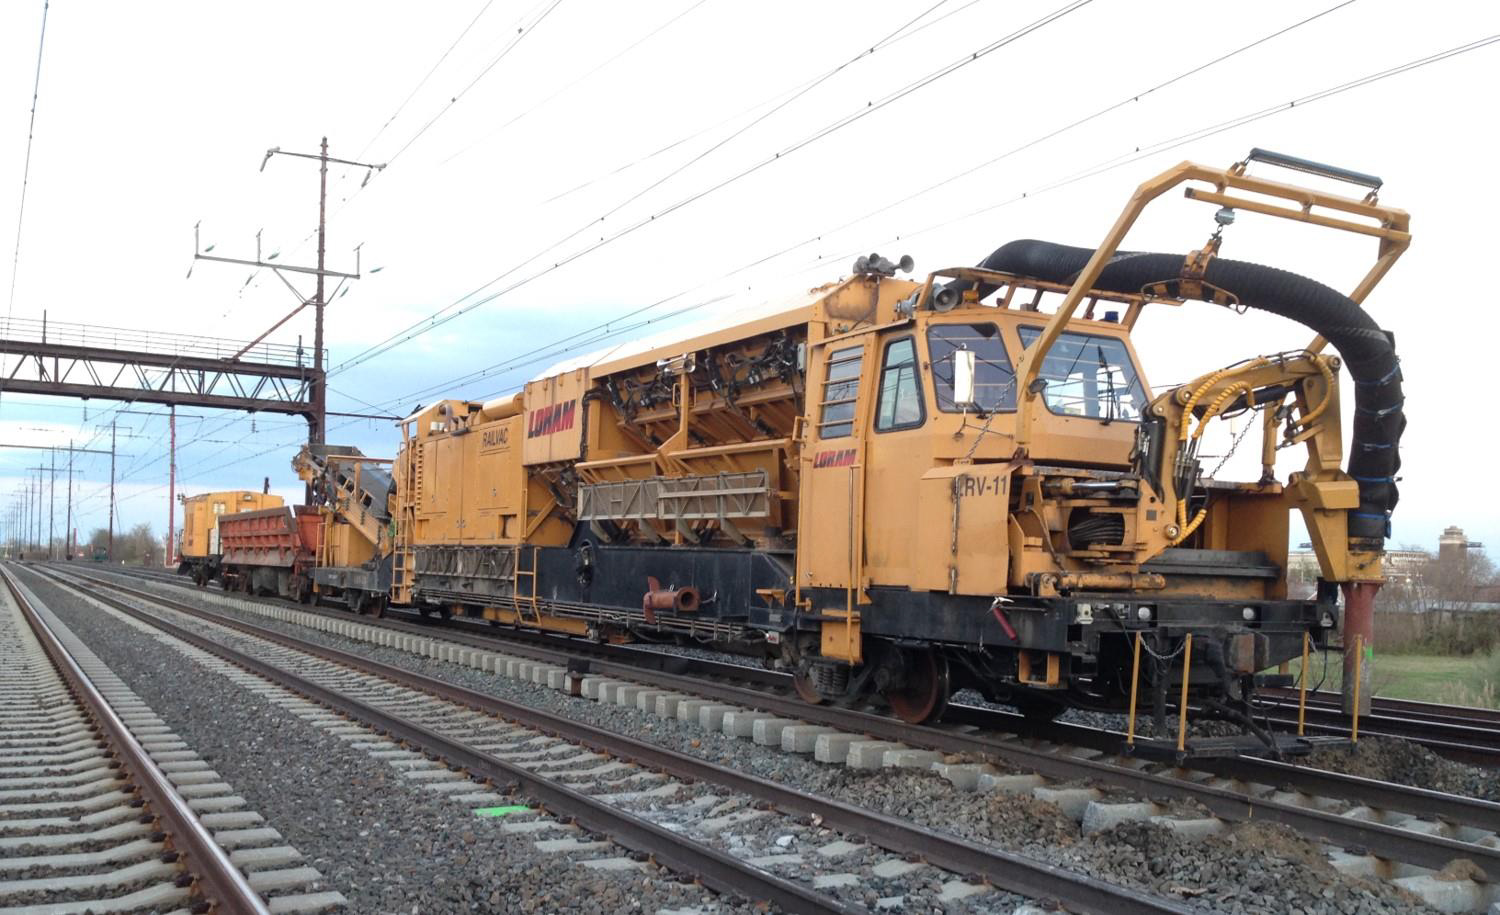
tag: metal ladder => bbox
[391,448,420,604]
[511,545,541,624]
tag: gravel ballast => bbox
[48,567,1457,915]
[18,568,735,915]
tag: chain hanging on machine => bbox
[1207,406,1261,479]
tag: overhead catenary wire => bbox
[892,31,1500,249]
[383,0,567,167]
[328,27,1499,431]
[235,0,554,297]
[536,0,990,207]
[3,0,52,406]
[339,0,979,370]
[333,0,1098,375]
[56,27,1495,526]
[345,0,500,176]
[250,0,980,324]
[323,0,1368,413]
[439,0,718,169]
[58,27,1500,531]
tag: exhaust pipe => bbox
[642,576,700,624]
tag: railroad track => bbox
[52,563,1500,913]
[0,566,342,915]
[1252,687,1500,765]
[107,563,1500,768]
[23,563,1204,915]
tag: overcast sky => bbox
[0,0,1496,556]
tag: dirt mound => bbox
[1307,736,1500,802]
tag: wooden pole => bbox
[64,440,72,559]
[107,421,116,562]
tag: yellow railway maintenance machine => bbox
[293,444,397,615]
[390,149,1405,758]
[176,488,286,585]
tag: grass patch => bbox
[1289,651,1500,708]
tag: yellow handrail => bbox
[1177,633,1194,754]
[1126,632,1143,746]
[1297,630,1310,737]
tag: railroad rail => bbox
[111,563,1500,767]
[0,565,273,915]
[52,563,1500,908]
[1254,686,1500,765]
[29,564,1200,915]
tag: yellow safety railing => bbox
[1126,632,1143,746]
[1177,634,1194,754]
[1298,631,1310,737]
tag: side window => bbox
[928,323,1017,412]
[817,345,863,439]
[875,337,924,431]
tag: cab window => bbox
[875,337,923,431]
[1016,327,1147,421]
[928,323,1016,412]
[817,345,863,438]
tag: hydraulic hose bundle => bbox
[947,239,1403,542]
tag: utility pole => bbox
[107,420,116,563]
[193,138,383,451]
[24,466,47,554]
[33,467,43,552]
[65,440,72,560]
[0,442,111,558]
[48,448,54,559]
[314,137,328,445]
[167,405,175,567]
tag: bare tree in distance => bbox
[83,524,163,566]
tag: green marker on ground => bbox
[473,805,531,817]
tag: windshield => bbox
[1016,326,1147,421]
[928,322,1016,412]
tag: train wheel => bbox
[369,596,386,619]
[792,670,827,706]
[884,649,950,725]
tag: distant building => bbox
[1287,525,1487,606]
[1286,545,1428,588]
[1439,525,1484,560]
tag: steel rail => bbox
[74,566,1500,835]
[1260,687,1500,727]
[110,564,1500,751]
[1252,707,1500,767]
[0,565,271,915]
[36,566,1199,915]
[955,709,1500,834]
[259,590,1500,827]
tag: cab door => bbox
[861,332,931,588]
[796,333,876,608]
